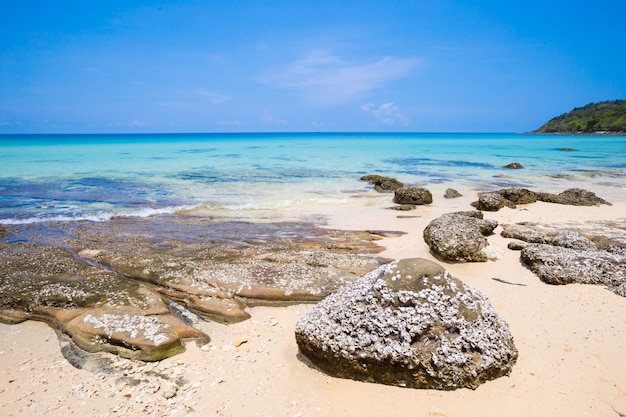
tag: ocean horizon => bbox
[1,132,624,225]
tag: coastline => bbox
[1,186,625,416]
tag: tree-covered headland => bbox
[535,100,626,134]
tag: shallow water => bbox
[1,132,624,224]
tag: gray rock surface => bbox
[501,223,597,251]
[521,244,626,296]
[504,162,523,169]
[295,258,518,390]
[423,212,498,262]
[393,186,433,205]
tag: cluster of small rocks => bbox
[472,187,611,211]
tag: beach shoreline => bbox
[1,187,626,416]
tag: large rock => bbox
[423,212,498,262]
[520,244,626,296]
[393,186,433,205]
[536,188,611,206]
[295,258,518,390]
[361,175,404,192]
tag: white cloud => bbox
[361,102,411,126]
[262,110,287,125]
[197,88,230,105]
[260,50,418,105]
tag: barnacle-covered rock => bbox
[423,211,498,262]
[393,186,433,205]
[295,258,518,390]
[520,244,626,296]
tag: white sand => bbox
[1,191,625,417]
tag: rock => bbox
[423,211,498,263]
[558,147,576,151]
[520,244,626,296]
[161,382,178,399]
[536,188,611,206]
[393,186,433,205]
[471,192,511,211]
[360,175,404,193]
[497,187,537,205]
[295,258,518,390]
[504,162,523,169]
[501,224,597,251]
[0,225,8,239]
[389,204,416,211]
[444,188,462,199]
[507,242,527,251]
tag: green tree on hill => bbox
[535,100,626,133]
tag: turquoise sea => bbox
[1,132,625,224]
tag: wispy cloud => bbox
[197,88,230,105]
[361,102,410,126]
[260,50,419,105]
[262,110,287,125]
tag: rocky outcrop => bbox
[393,186,433,205]
[521,245,626,297]
[0,241,207,361]
[536,188,611,206]
[361,175,404,192]
[295,258,518,390]
[423,212,498,262]
[504,162,523,169]
[471,187,609,211]
[0,217,395,361]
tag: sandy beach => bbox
[1,190,625,417]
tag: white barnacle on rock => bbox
[83,313,171,345]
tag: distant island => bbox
[534,99,626,135]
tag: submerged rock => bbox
[393,186,433,205]
[295,258,518,390]
[360,175,404,192]
[504,162,524,169]
[423,212,498,262]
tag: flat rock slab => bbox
[0,215,395,361]
[500,220,626,296]
[295,258,518,390]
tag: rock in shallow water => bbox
[295,258,518,390]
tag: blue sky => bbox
[1,0,625,133]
